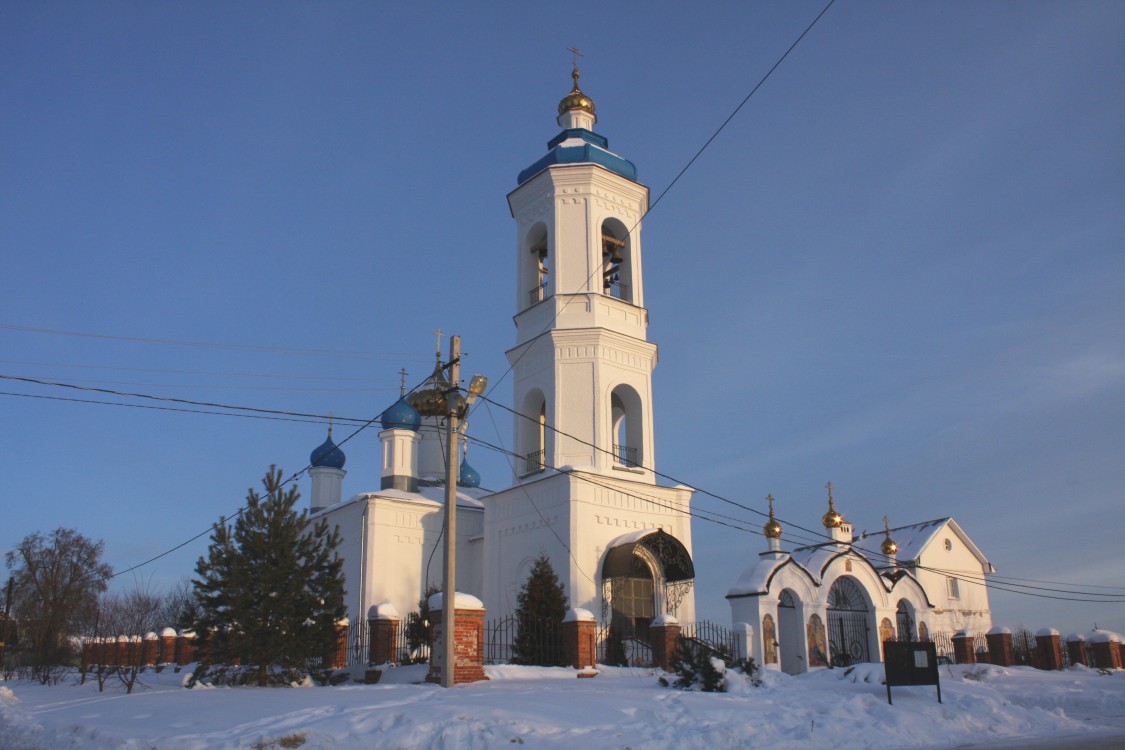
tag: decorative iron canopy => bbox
[602,529,694,582]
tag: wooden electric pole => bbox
[440,335,461,688]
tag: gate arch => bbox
[826,576,872,666]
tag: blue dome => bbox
[381,398,421,431]
[310,432,346,469]
[458,458,481,488]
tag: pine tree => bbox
[191,466,346,686]
[511,554,568,666]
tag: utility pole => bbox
[440,335,461,688]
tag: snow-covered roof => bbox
[313,484,486,517]
[726,554,791,598]
[864,517,995,573]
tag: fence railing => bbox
[523,450,545,476]
[613,444,638,468]
[681,621,743,662]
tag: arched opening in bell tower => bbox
[610,385,643,468]
[518,388,547,477]
[600,219,632,303]
[523,223,549,309]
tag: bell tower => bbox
[507,64,656,483]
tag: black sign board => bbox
[883,641,941,705]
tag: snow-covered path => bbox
[2,663,1123,749]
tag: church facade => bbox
[302,69,993,671]
[306,67,697,641]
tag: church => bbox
[300,66,994,673]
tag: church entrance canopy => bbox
[601,529,694,639]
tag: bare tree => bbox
[157,579,198,631]
[88,586,164,693]
[4,528,112,681]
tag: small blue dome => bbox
[458,458,481,488]
[381,398,421,431]
[310,432,346,469]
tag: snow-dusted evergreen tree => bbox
[191,465,345,687]
[511,554,568,666]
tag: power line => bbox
[0,323,431,362]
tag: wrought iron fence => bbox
[484,616,565,666]
[606,281,629,301]
[528,283,548,307]
[597,625,652,667]
[681,621,743,662]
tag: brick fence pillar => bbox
[159,628,177,665]
[426,592,487,685]
[368,601,401,666]
[1065,634,1087,667]
[328,618,350,670]
[142,633,159,667]
[986,627,1014,667]
[562,608,597,670]
[1089,631,1123,670]
[1035,628,1063,671]
[649,615,682,672]
[952,631,976,665]
[175,631,195,666]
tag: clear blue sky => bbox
[3,1,1123,635]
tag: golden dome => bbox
[821,481,843,528]
[880,515,898,556]
[406,355,451,418]
[763,494,782,539]
[558,68,596,116]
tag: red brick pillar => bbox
[328,619,350,670]
[159,628,177,665]
[368,602,401,666]
[952,631,976,664]
[986,627,1014,667]
[1065,634,1088,667]
[649,615,682,672]
[1035,628,1063,671]
[175,631,195,666]
[1089,632,1123,669]
[425,592,487,685]
[114,636,128,666]
[561,608,597,671]
[142,633,158,666]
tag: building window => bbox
[946,577,960,599]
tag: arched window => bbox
[600,219,631,302]
[519,389,547,476]
[524,224,548,309]
[610,385,642,468]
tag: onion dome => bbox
[310,429,346,469]
[459,457,481,488]
[380,397,421,431]
[763,493,782,539]
[821,481,843,529]
[880,515,898,556]
[558,67,596,116]
[407,355,452,418]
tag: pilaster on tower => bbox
[506,68,658,484]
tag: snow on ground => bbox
[2,663,1124,750]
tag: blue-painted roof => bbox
[458,457,481,488]
[517,128,637,185]
[310,433,346,470]
[380,398,421,431]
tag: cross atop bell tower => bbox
[506,66,656,483]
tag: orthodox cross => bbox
[433,328,445,354]
[398,368,408,397]
[567,45,583,73]
[883,515,891,533]
[825,480,834,504]
[766,493,775,517]
[327,411,333,436]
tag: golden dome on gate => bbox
[763,494,782,539]
[558,69,596,116]
[822,482,843,528]
[880,515,898,556]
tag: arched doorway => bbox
[827,577,872,666]
[601,530,693,640]
[896,600,916,642]
[777,589,803,674]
